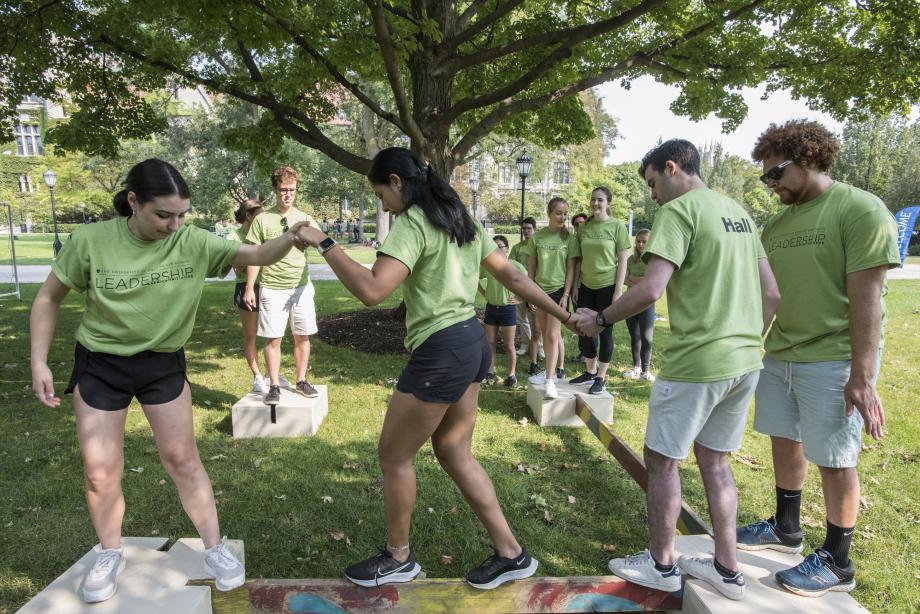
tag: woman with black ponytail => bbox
[296,147,586,590]
[30,159,312,603]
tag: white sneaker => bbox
[516,346,528,356]
[251,374,268,394]
[204,537,246,591]
[544,380,558,399]
[608,550,681,593]
[622,367,641,380]
[678,555,745,601]
[528,371,546,385]
[82,546,126,603]
[538,348,546,360]
[641,371,656,382]
[278,375,293,389]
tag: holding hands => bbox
[293,222,327,249]
[574,307,602,337]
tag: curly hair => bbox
[752,120,839,171]
[270,166,300,187]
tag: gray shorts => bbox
[754,353,880,468]
[645,371,760,460]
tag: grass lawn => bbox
[0,233,379,266]
[0,281,918,613]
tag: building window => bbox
[498,162,514,186]
[20,95,42,104]
[553,161,571,185]
[17,175,34,193]
[15,124,43,156]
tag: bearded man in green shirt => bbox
[577,139,781,601]
[737,121,900,597]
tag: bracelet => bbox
[564,311,572,323]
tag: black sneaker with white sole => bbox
[345,548,422,587]
[569,371,596,385]
[466,548,539,590]
[295,380,319,398]
[589,376,606,394]
[264,385,281,405]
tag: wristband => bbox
[564,311,572,323]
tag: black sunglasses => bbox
[280,217,289,232]
[760,160,794,185]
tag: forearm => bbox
[849,292,882,380]
[245,267,259,291]
[30,297,61,367]
[252,232,297,265]
[614,253,629,296]
[501,268,569,322]
[563,259,576,296]
[322,245,388,306]
[601,281,657,324]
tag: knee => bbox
[160,451,203,480]
[377,442,411,474]
[432,440,471,472]
[84,463,122,493]
[644,446,677,473]
[265,338,282,349]
[693,442,728,469]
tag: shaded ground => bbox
[317,307,516,354]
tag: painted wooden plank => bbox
[203,576,681,613]
[575,396,712,536]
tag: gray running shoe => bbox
[204,537,246,591]
[82,547,126,603]
[295,380,319,398]
[264,385,281,405]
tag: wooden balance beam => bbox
[574,395,712,537]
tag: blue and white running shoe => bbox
[775,548,856,597]
[736,517,803,554]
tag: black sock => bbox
[713,558,739,578]
[775,486,802,533]
[650,553,675,572]
[821,520,855,568]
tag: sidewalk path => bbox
[0,263,372,285]
[2,263,918,285]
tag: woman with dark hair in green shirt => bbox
[30,159,311,603]
[295,147,585,590]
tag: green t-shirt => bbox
[51,217,240,356]
[480,260,527,307]
[575,217,631,289]
[626,253,646,278]
[227,228,247,283]
[378,206,496,351]
[508,239,530,267]
[521,228,579,292]
[644,188,765,382]
[761,181,900,362]
[245,206,316,289]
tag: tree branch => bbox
[366,0,424,145]
[443,0,666,123]
[457,0,493,31]
[443,0,525,58]
[247,0,406,133]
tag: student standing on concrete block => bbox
[29,159,312,603]
[523,197,579,399]
[508,217,543,365]
[243,166,320,405]
[737,121,900,598]
[569,187,631,395]
[293,147,587,590]
[576,140,780,601]
[228,199,270,394]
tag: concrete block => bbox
[526,380,613,426]
[676,534,869,613]
[17,537,212,614]
[231,385,328,438]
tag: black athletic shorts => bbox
[396,317,491,404]
[65,343,188,410]
[234,282,260,312]
[483,303,517,327]
[547,286,567,307]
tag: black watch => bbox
[595,312,609,328]
[317,236,337,255]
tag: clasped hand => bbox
[290,222,326,249]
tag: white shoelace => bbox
[90,549,122,579]
[207,538,240,570]
[624,551,652,566]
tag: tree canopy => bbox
[2,0,918,176]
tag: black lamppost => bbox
[469,172,480,220]
[42,169,62,257]
[515,152,533,241]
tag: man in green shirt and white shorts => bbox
[245,166,320,404]
[577,140,780,601]
[737,121,900,597]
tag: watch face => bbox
[596,313,605,326]
[319,237,335,250]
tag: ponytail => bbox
[112,159,190,217]
[368,147,478,247]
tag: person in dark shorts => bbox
[229,199,267,393]
[295,147,585,591]
[623,229,656,382]
[479,235,528,387]
[30,159,311,604]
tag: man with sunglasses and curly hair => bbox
[737,120,899,597]
[244,166,321,404]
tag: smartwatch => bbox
[595,312,609,328]
[317,236,337,255]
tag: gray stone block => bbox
[526,380,613,426]
[231,386,328,438]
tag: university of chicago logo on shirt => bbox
[767,228,827,253]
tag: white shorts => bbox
[257,284,318,338]
[645,371,760,460]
